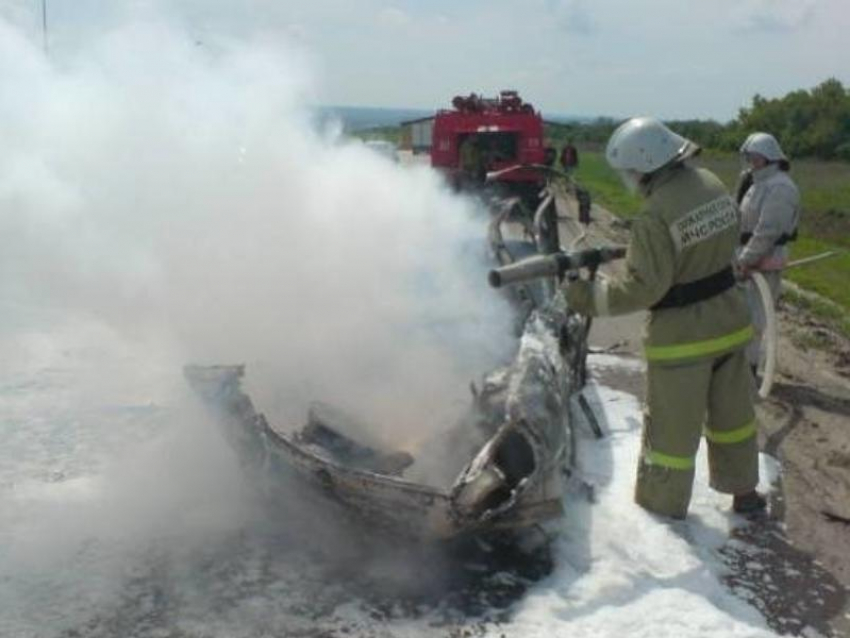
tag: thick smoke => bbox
[0,13,520,634]
[0,15,516,459]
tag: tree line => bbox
[547,78,850,161]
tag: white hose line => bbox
[751,271,778,399]
[785,251,838,269]
[568,221,588,250]
[532,193,554,242]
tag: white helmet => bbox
[606,117,698,174]
[739,132,786,162]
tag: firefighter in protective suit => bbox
[564,117,765,518]
[736,132,800,371]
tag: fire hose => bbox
[753,250,843,399]
[750,271,777,399]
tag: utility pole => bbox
[41,0,48,54]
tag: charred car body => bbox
[186,148,621,543]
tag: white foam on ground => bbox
[503,374,780,638]
[587,352,646,372]
[0,342,785,637]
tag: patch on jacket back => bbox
[669,195,737,252]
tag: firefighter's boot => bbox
[733,490,767,514]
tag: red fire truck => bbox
[430,90,550,202]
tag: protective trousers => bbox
[635,349,759,518]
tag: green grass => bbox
[575,148,850,336]
[782,285,850,339]
[785,237,850,311]
[572,151,643,218]
[353,126,402,144]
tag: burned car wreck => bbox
[185,175,623,541]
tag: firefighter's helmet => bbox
[606,117,698,174]
[740,132,787,162]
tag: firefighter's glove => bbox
[582,248,604,270]
[564,279,596,316]
[733,260,752,281]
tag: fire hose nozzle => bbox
[488,246,626,288]
[488,254,564,288]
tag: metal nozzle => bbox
[488,254,563,288]
[488,247,627,288]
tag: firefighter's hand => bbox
[564,279,595,315]
[734,262,752,281]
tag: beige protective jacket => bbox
[738,164,800,270]
[565,163,752,364]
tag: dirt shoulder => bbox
[558,192,850,637]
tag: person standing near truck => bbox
[458,135,486,188]
[559,141,579,173]
[564,117,765,519]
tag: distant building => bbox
[399,116,435,154]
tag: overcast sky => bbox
[4,0,849,121]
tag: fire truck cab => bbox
[430,90,548,201]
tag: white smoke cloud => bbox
[0,14,521,632]
[0,14,516,464]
